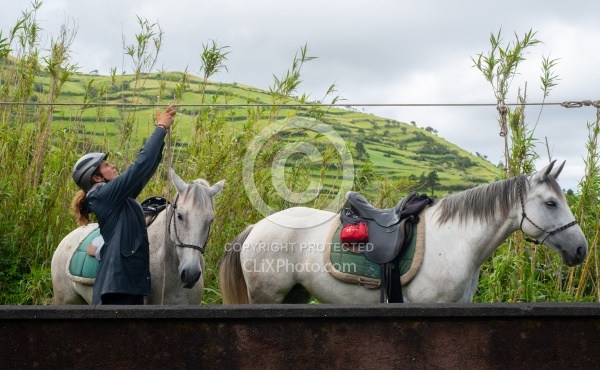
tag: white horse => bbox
[51,169,225,305]
[219,161,587,304]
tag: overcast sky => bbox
[2,0,599,191]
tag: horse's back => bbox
[51,224,97,304]
[258,206,337,228]
[248,207,337,246]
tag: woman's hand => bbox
[155,103,176,129]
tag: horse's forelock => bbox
[436,175,527,225]
[193,178,210,187]
[182,181,214,209]
[542,173,564,199]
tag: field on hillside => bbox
[44,70,501,200]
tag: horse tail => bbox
[218,225,254,304]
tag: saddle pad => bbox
[68,228,101,279]
[328,221,418,281]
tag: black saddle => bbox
[141,196,168,215]
[345,191,431,264]
[141,196,169,226]
[345,191,402,230]
[342,191,433,302]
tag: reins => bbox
[518,182,578,245]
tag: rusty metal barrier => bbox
[1,303,600,369]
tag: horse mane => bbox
[435,174,563,226]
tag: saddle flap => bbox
[345,192,400,227]
[363,218,411,264]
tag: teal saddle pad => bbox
[69,228,101,279]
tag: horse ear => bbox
[536,160,557,182]
[551,161,565,179]
[539,160,565,180]
[209,180,225,197]
[170,168,188,194]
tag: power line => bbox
[0,100,598,108]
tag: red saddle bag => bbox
[340,222,369,243]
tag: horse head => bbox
[521,160,587,266]
[170,168,225,288]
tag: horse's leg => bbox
[282,284,311,303]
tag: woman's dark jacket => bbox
[89,127,166,304]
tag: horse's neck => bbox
[148,207,179,270]
[428,202,519,266]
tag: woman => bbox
[70,104,176,305]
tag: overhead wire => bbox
[0,100,598,108]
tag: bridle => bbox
[168,194,208,254]
[518,182,578,245]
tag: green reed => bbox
[473,28,598,302]
[0,1,79,304]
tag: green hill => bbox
[40,69,501,199]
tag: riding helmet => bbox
[72,152,109,191]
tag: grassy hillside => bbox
[45,69,501,199]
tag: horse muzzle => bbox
[562,244,587,267]
[180,268,201,289]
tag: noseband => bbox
[518,182,578,245]
[168,194,207,254]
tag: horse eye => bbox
[546,200,557,208]
[177,213,184,221]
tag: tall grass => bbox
[0,1,79,304]
[569,113,600,299]
[473,29,598,302]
